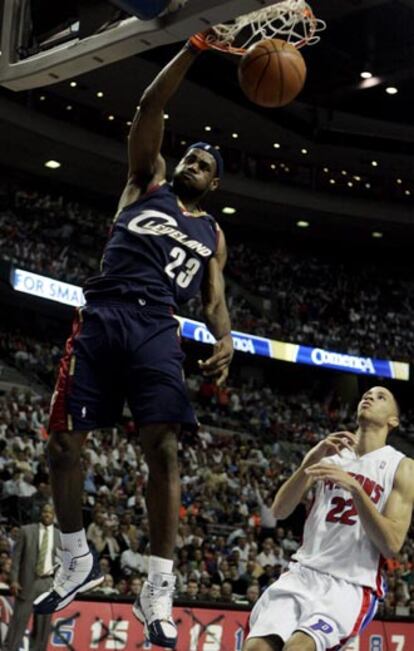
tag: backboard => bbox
[0,0,278,91]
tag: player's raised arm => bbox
[200,227,233,386]
[126,35,210,191]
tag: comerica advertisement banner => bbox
[11,267,409,381]
[0,596,413,651]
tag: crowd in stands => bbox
[0,186,109,284]
[0,329,60,388]
[226,243,414,362]
[1,181,414,362]
[0,374,414,614]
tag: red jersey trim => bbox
[326,587,372,651]
[48,308,83,433]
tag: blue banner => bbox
[178,317,271,357]
[10,267,409,381]
[295,346,395,378]
[11,268,85,308]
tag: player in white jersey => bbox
[244,386,414,651]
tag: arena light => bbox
[66,105,72,111]
[164,113,169,119]
[396,178,403,184]
[347,182,353,187]
[108,114,115,121]
[232,133,239,139]
[353,176,361,181]
[365,183,371,189]
[372,232,383,238]
[222,207,236,215]
[180,140,187,146]
[126,120,132,126]
[273,143,281,149]
[405,190,411,196]
[385,86,398,95]
[359,76,382,90]
[70,81,77,87]
[329,179,335,185]
[360,71,372,79]
[44,160,61,169]
[371,160,378,167]
[270,164,276,170]
[204,126,212,132]
[39,95,46,101]
[297,220,309,228]
[323,167,329,173]
[341,170,347,176]
[97,91,104,98]
[301,148,308,155]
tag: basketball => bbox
[238,38,307,108]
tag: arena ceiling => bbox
[19,0,414,129]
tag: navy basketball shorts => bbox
[49,301,197,432]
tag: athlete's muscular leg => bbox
[47,431,88,532]
[243,636,284,651]
[282,632,316,651]
[139,423,181,558]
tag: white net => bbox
[208,0,326,53]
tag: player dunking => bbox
[244,386,414,651]
[34,33,233,648]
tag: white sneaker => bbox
[33,551,104,614]
[133,573,177,648]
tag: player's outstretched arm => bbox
[271,466,314,520]
[200,228,233,386]
[272,431,357,519]
[306,457,414,557]
[127,34,211,186]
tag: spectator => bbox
[86,507,106,553]
[181,579,199,600]
[255,483,277,541]
[207,583,222,602]
[120,538,147,576]
[3,505,58,651]
[221,580,234,603]
[246,582,260,606]
[281,529,299,553]
[257,539,279,568]
[96,573,118,595]
[98,557,112,577]
[115,577,129,595]
[128,576,143,597]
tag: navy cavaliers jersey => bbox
[84,183,218,307]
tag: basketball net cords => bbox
[208,0,327,51]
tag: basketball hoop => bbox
[205,0,326,55]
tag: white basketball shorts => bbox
[246,562,378,651]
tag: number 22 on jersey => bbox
[326,496,358,526]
